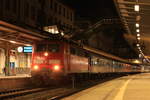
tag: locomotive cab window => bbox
[48,44,60,52]
[36,44,46,52]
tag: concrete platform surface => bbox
[62,73,150,100]
[0,74,31,79]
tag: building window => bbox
[58,5,61,15]
[5,0,11,11]
[50,0,53,9]
[70,12,73,21]
[67,11,69,19]
[31,6,36,20]
[24,2,29,18]
[12,0,17,13]
[54,2,57,12]
[63,8,65,17]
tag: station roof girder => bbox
[114,0,150,62]
[0,20,48,47]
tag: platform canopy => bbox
[114,0,150,62]
[0,20,49,49]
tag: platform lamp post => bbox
[5,43,11,76]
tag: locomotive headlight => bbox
[33,65,39,70]
[44,52,48,56]
[53,65,60,71]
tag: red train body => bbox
[31,41,89,77]
[31,40,140,79]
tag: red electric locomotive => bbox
[31,40,89,79]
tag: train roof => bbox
[40,35,140,65]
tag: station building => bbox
[0,0,74,76]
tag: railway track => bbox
[0,87,47,100]
[5,87,74,100]
[2,76,124,100]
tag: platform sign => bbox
[23,46,32,53]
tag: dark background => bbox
[61,0,118,22]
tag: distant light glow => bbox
[33,65,39,70]
[139,54,142,58]
[61,32,64,36]
[53,65,60,71]
[134,60,140,64]
[55,30,59,34]
[138,47,141,50]
[44,52,48,56]
[134,5,140,12]
[137,33,140,37]
[136,29,140,33]
[136,44,140,47]
[137,37,141,40]
[26,44,32,46]
[10,40,16,44]
[136,23,139,27]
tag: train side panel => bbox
[69,55,89,73]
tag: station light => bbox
[61,32,64,36]
[10,40,16,44]
[137,37,141,40]
[136,44,140,47]
[135,23,139,28]
[138,46,141,49]
[44,52,48,56]
[139,54,142,58]
[136,29,140,33]
[26,44,32,46]
[133,59,140,64]
[134,5,140,12]
[137,33,140,37]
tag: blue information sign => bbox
[23,46,32,53]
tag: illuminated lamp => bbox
[136,29,140,33]
[61,32,64,36]
[137,37,140,40]
[137,33,140,37]
[136,44,140,47]
[10,40,16,44]
[133,60,140,64]
[33,65,39,70]
[26,44,32,46]
[138,47,141,49]
[136,23,139,28]
[134,5,139,12]
[53,65,60,71]
[44,52,48,56]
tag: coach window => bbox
[48,44,60,53]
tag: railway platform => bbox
[0,74,31,92]
[62,73,150,100]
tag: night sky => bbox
[62,0,119,22]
